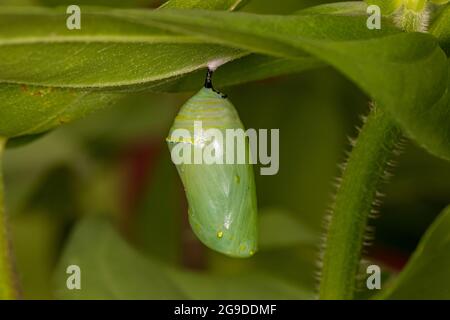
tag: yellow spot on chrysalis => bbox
[239,244,247,252]
[217,231,223,238]
[235,175,240,184]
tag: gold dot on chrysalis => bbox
[217,231,223,238]
[235,175,240,184]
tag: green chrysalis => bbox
[166,69,258,258]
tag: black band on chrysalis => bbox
[204,68,227,99]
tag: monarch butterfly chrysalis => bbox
[166,68,258,258]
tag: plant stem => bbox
[318,106,402,300]
[0,137,16,299]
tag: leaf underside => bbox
[54,218,312,299]
[382,205,450,299]
[1,3,449,162]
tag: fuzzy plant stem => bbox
[318,106,403,300]
[318,0,429,300]
[0,137,16,299]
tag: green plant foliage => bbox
[0,137,16,299]
[54,218,312,299]
[11,211,66,299]
[1,1,449,160]
[161,0,250,10]
[381,205,450,299]
[0,0,449,301]
[126,3,450,161]
[430,4,450,54]
[0,7,322,138]
[152,54,323,92]
[44,0,157,7]
[0,84,119,138]
[0,8,243,89]
[319,106,403,299]
[364,0,403,14]
[54,218,185,299]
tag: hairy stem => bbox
[318,0,428,300]
[0,137,16,299]
[319,106,402,300]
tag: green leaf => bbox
[0,7,243,89]
[40,0,158,7]
[167,269,312,299]
[54,218,312,299]
[54,218,185,299]
[382,205,450,299]
[0,0,251,90]
[430,4,450,55]
[0,0,250,90]
[0,54,320,138]
[128,3,450,161]
[0,6,317,91]
[152,54,323,92]
[0,5,322,138]
[298,1,369,15]
[11,211,67,299]
[125,4,400,57]
[0,0,243,139]
[161,0,250,11]
[364,0,403,15]
[0,84,119,137]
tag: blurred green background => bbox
[1,0,449,299]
